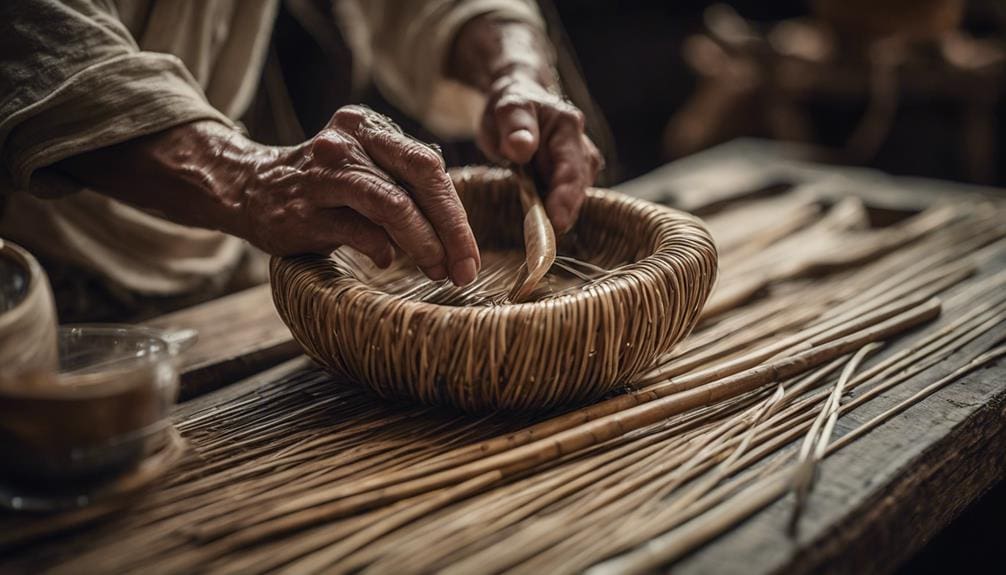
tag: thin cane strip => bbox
[187,377,756,542]
[788,343,880,531]
[559,456,796,575]
[586,469,795,575]
[636,257,970,390]
[709,299,1006,479]
[828,345,1006,453]
[431,387,798,574]
[835,311,1005,423]
[354,421,726,573]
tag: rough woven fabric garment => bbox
[0,0,276,304]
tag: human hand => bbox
[477,72,603,233]
[449,16,603,233]
[237,106,480,286]
[54,108,480,285]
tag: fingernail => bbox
[376,248,395,268]
[552,205,572,232]
[504,130,536,163]
[452,257,478,287]
[425,263,448,281]
[509,129,535,146]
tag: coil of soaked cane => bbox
[270,167,718,412]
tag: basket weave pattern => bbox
[270,167,717,412]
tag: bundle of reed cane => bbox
[270,167,718,411]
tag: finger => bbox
[328,104,399,134]
[353,127,481,287]
[319,168,451,282]
[493,97,540,164]
[541,122,589,233]
[583,135,605,180]
[314,208,397,268]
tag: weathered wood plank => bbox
[143,284,300,399]
[615,138,1003,213]
[608,140,1006,574]
[673,261,1006,575]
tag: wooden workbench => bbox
[616,140,1006,574]
[3,140,1003,573]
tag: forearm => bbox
[53,121,258,238]
[448,16,558,94]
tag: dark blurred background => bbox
[245,0,1006,571]
[552,0,1006,186]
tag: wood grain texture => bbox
[143,284,300,400]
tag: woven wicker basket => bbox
[270,167,717,412]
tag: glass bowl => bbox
[0,325,195,511]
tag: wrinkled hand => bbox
[238,106,480,286]
[477,74,603,233]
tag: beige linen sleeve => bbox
[336,0,549,139]
[0,0,237,197]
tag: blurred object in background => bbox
[663,0,1006,185]
[814,0,965,40]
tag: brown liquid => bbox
[0,367,164,488]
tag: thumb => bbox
[494,103,540,164]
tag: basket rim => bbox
[272,187,717,319]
